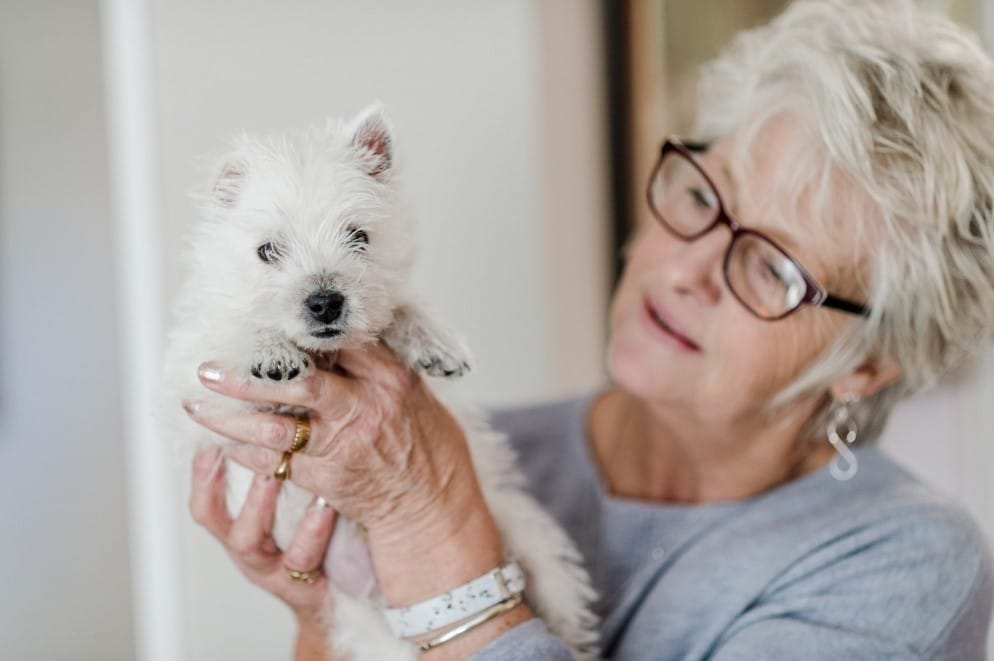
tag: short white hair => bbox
[694,0,994,443]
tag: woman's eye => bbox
[257,241,282,264]
[689,187,716,210]
[346,227,369,250]
[758,259,786,285]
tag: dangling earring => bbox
[827,393,860,481]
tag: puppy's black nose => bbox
[305,290,345,324]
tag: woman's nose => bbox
[661,228,726,307]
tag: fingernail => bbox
[312,496,331,510]
[182,399,202,415]
[198,362,223,382]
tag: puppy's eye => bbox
[346,227,369,251]
[257,241,283,264]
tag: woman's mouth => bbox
[642,298,702,353]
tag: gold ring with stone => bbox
[284,565,321,584]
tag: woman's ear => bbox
[828,357,902,400]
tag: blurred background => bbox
[0,0,991,659]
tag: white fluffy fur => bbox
[162,105,598,659]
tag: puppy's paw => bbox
[250,343,312,381]
[417,344,471,378]
[383,303,473,379]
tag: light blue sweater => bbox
[471,394,993,660]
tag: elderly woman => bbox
[185,0,994,658]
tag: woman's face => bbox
[607,120,856,427]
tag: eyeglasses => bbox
[646,137,871,321]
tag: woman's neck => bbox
[586,387,834,504]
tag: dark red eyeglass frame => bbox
[646,137,872,320]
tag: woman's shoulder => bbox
[729,446,994,657]
[760,446,992,596]
[860,452,992,627]
[835,448,990,564]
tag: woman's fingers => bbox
[223,442,284,475]
[189,446,337,622]
[227,473,283,568]
[189,447,233,541]
[283,499,337,573]
[223,443,321,493]
[196,362,356,413]
[183,406,302,454]
[270,501,337,622]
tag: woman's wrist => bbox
[366,478,534,657]
[368,476,503,604]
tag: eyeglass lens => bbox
[649,150,808,319]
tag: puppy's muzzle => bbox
[306,289,345,325]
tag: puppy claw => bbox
[418,353,470,379]
[251,343,312,382]
[382,303,473,379]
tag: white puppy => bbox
[163,105,598,659]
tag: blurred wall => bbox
[0,1,135,659]
[144,1,609,658]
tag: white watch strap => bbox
[384,560,526,638]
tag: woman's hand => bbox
[184,341,533,658]
[184,341,487,561]
[189,446,337,652]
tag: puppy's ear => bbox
[350,104,393,179]
[211,158,246,208]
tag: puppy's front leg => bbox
[382,303,472,378]
[250,329,313,381]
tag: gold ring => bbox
[284,565,321,584]
[274,451,294,482]
[289,417,311,453]
[273,418,311,482]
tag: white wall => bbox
[880,359,994,545]
[144,1,609,658]
[0,1,135,659]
